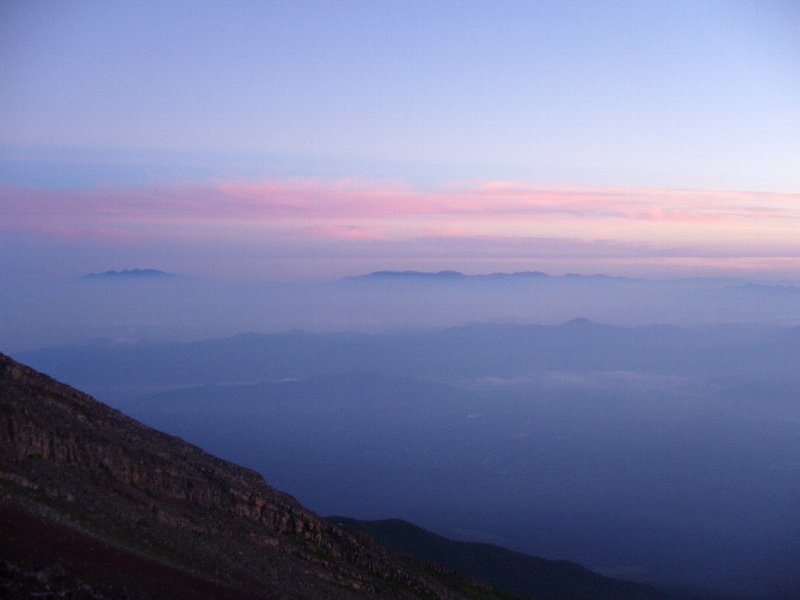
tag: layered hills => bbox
[342,270,629,283]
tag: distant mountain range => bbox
[343,270,632,282]
[344,271,800,291]
[81,268,176,280]
[726,282,800,295]
[18,319,800,395]
[0,352,669,599]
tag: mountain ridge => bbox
[343,270,633,283]
[81,268,176,280]
[19,319,761,395]
[328,517,668,600]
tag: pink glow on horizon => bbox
[3,179,798,227]
[306,225,386,240]
[2,177,799,276]
[31,223,141,242]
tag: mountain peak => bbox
[560,317,595,326]
[359,270,466,279]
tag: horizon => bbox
[2,2,799,283]
[3,178,800,282]
[9,264,800,286]
[4,268,800,353]
[83,267,800,291]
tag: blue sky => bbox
[1,1,799,279]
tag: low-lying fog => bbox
[3,271,800,352]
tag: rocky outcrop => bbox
[0,352,504,599]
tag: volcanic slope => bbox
[0,352,507,599]
[329,517,667,600]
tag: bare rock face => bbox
[0,353,504,599]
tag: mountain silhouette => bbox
[0,352,505,599]
[81,268,176,280]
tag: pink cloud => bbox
[31,223,140,241]
[305,225,386,240]
[2,178,798,256]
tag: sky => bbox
[1,0,799,281]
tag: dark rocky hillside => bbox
[0,352,507,599]
[329,517,668,600]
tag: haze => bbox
[2,2,799,599]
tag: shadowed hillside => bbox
[329,517,667,600]
[0,352,507,599]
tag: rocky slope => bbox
[329,517,668,600]
[0,352,506,599]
